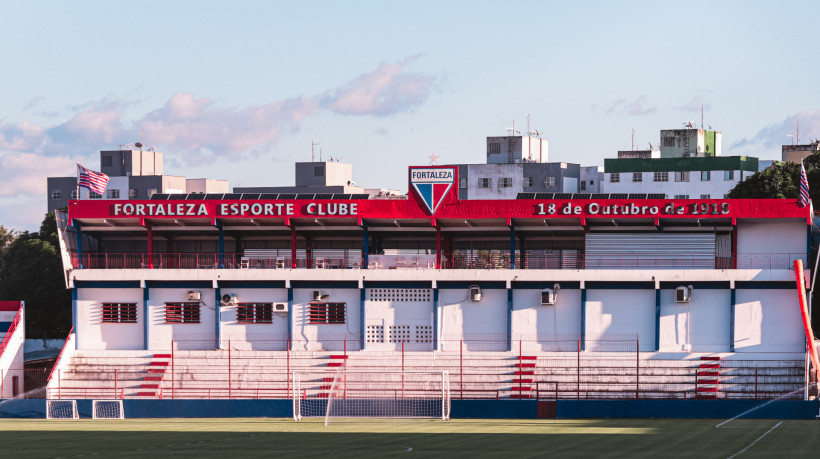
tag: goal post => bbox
[293,370,450,423]
[46,399,79,420]
[92,400,124,419]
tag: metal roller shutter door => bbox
[585,233,716,269]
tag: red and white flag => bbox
[799,161,810,208]
[77,164,110,195]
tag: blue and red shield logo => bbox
[410,167,456,215]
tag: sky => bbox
[2,0,820,231]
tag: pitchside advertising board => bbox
[67,166,809,222]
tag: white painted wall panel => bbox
[737,220,806,269]
[219,288,288,350]
[512,289,581,351]
[291,288,361,351]
[585,289,654,351]
[364,288,433,351]
[148,288,216,350]
[659,289,730,352]
[439,288,507,351]
[77,288,144,350]
[734,289,804,353]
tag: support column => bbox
[433,287,440,351]
[362,221,369,269]
[72,288,78,350]
[216,220,224,268]
[435,223,442,269]
[654,285,661,351]
[287,285,294,350]
[509,222,516,270]
[729,286,736,352]
[145,222,154,269]
[305,236,312,269]
[290,227,297,269]
[507,286,513,352]
[143,287,150,350]
[215,285,222,349]
[74,221,83,269]
[360,285,366,350]
[580,282,586,351]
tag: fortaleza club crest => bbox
[410,167,456,215]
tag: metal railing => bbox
[70,251,807,270]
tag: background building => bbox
[47,147,230,212]
[782,143,820,163]
[234,160,400,197]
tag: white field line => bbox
[726,421,782,459]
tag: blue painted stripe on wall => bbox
[437,281,507,289]
[557,399,820,420]
[658,282,730,290]
[145,281,213,288]
[734,281,796,289]
[290,281,358,289]
[75,281,140,288]
[512,282,581,290]
[0,322,11,333]
[363,281,433,289]
[585,282,655,290]
[217,281,287,288]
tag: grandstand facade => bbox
[50,165,814,401]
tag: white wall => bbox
[77,288,144,350]
[439,288,507,351]
[737,220,806,267]
[364,288,433,351]
[585,289,655,351]
[0,307,24,398]
[219,288,288,350]
[734,289,804,353]
[291,288,361,351]
[148,288,216,350]
[659,289,730,352]
[512,289,581,351]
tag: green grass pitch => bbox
[0,418,818,458]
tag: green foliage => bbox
[727,151,820,204]
[0,212,71,339]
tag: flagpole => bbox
[76,163,80,201]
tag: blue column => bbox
[74,221,83,269]
[507,287,513,351]
[509,223,516,270]
[217,221,225,268]
[288,287,294,351]
[215,286,222,349]
[654,288,661,351]
[71,288,78,350]
[362,222,369,269]
[143,287,150,350]
[360,287,366,350]
[580,287,587,351]
[730,288,736,352]
[433,288,440,351]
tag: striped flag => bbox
[799,161,810,208]
[77,164,110,195]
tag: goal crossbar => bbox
[46,399,79,420]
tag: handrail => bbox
[47,326,74,384]
[0,309,22,359]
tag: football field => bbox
[0,417,818,458]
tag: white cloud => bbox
[606,96,656,116]
[732,110,820,151]
[0,153,76,198]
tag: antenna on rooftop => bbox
[701,105,704,130]
[631,128,636,151]
[312,140,320,162]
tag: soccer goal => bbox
[92,400,124,419]
[46,399,79,420]
[293,370,450,424]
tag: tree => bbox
[727,151,820,203]
[0,212,71,339]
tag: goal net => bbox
[293,370,450,424]
[92,400,124,419]
[46,399,79,420]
